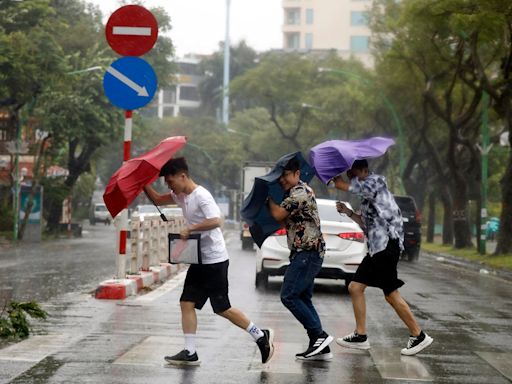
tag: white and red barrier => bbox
[96,214,187,299]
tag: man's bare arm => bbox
[180,217,221,239]
[267,198,289,224]
[143,185,175,206]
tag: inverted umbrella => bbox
[103,136,187,218]
[241,151,314,248]
[309,137,395,184]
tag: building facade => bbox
[282,0,373,66]
[144,56,204,119]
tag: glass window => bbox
[305,33,313,49]
[163,89,176,104]
[351,11,368,26]
[285,8,301,25]
[306,9,314,24]
[286,33,300,49]
[179,86,200,101]
[350,36,369,52]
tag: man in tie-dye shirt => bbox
[333,159,433,356]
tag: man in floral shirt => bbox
[334,159,433,356]
[267,157,333,361]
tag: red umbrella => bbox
[103,136,187,218]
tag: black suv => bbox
[394,195,421,261]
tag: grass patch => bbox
[422,242,512,271]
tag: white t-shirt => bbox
[171,186,229,264]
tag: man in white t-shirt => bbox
[144,157,274,366]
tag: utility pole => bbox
[479,91,491,255]
[12,110,21,244]
[222,0,231,125]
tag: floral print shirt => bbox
[280,181,326,257]
[349,173,404,256]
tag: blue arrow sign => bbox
[103,57,157,110]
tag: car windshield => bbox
[95,205,107,211]
[317,203,352,223]
[394,196,416,212]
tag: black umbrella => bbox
[241,152,314,248]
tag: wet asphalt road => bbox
[0,223,116,305]
[0,225,511,383]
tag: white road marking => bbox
[134,270,187,303]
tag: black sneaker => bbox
[164,349,201,366]
[336,331,370,350]
[401,331,433,356]
[296,331,333,359]
[256,329,275,364]
[296,345,333,361]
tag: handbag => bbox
[168,233,202,264]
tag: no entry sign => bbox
[105,4,158,56]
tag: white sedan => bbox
[255,198,367,288]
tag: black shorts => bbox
[180,260,231,313]
[352,238,404,296]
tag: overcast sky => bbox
[88,0,282,57]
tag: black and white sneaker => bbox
[336,331,371,350]
[401,331,433,356]
[296,345,333,361]
[256,329,275,364]
[164,349,201,366]
[296,331,333,359]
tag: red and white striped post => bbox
[115,110,132,279]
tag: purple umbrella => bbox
[309,137,395,184]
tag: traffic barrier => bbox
[95,214,187,299]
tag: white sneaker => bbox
[336,332,371,350]
[401,332,433,356]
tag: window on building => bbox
[179,86,200,101]
[306,9,314,24]
[163,106,176,117]
[286,33,300,50]
[351,11,368,26]
[163,89,176,104]
[350,36,370,52]
[285,8,301,25]
[305,33,313,49]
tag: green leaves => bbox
[0,301,48,339]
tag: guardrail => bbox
[129,214,186,273]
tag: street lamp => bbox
[318,67,406,193]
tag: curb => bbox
[421,250,512,281]
[95,279,137,300]
[95,263,184,300]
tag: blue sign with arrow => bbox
[103,56,157,110]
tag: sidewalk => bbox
[421,249,512,281]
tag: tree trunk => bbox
[496,147,512,254]
[441,194,454,245]
[427,192,435,243]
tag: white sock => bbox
[184,334,196,354]
[246,322,264,341]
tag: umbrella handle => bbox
[143,188,168,222]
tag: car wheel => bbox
[90,219,96,226]
[407,248,420,262]
[242,237,254,250]
[255,271,268,289]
